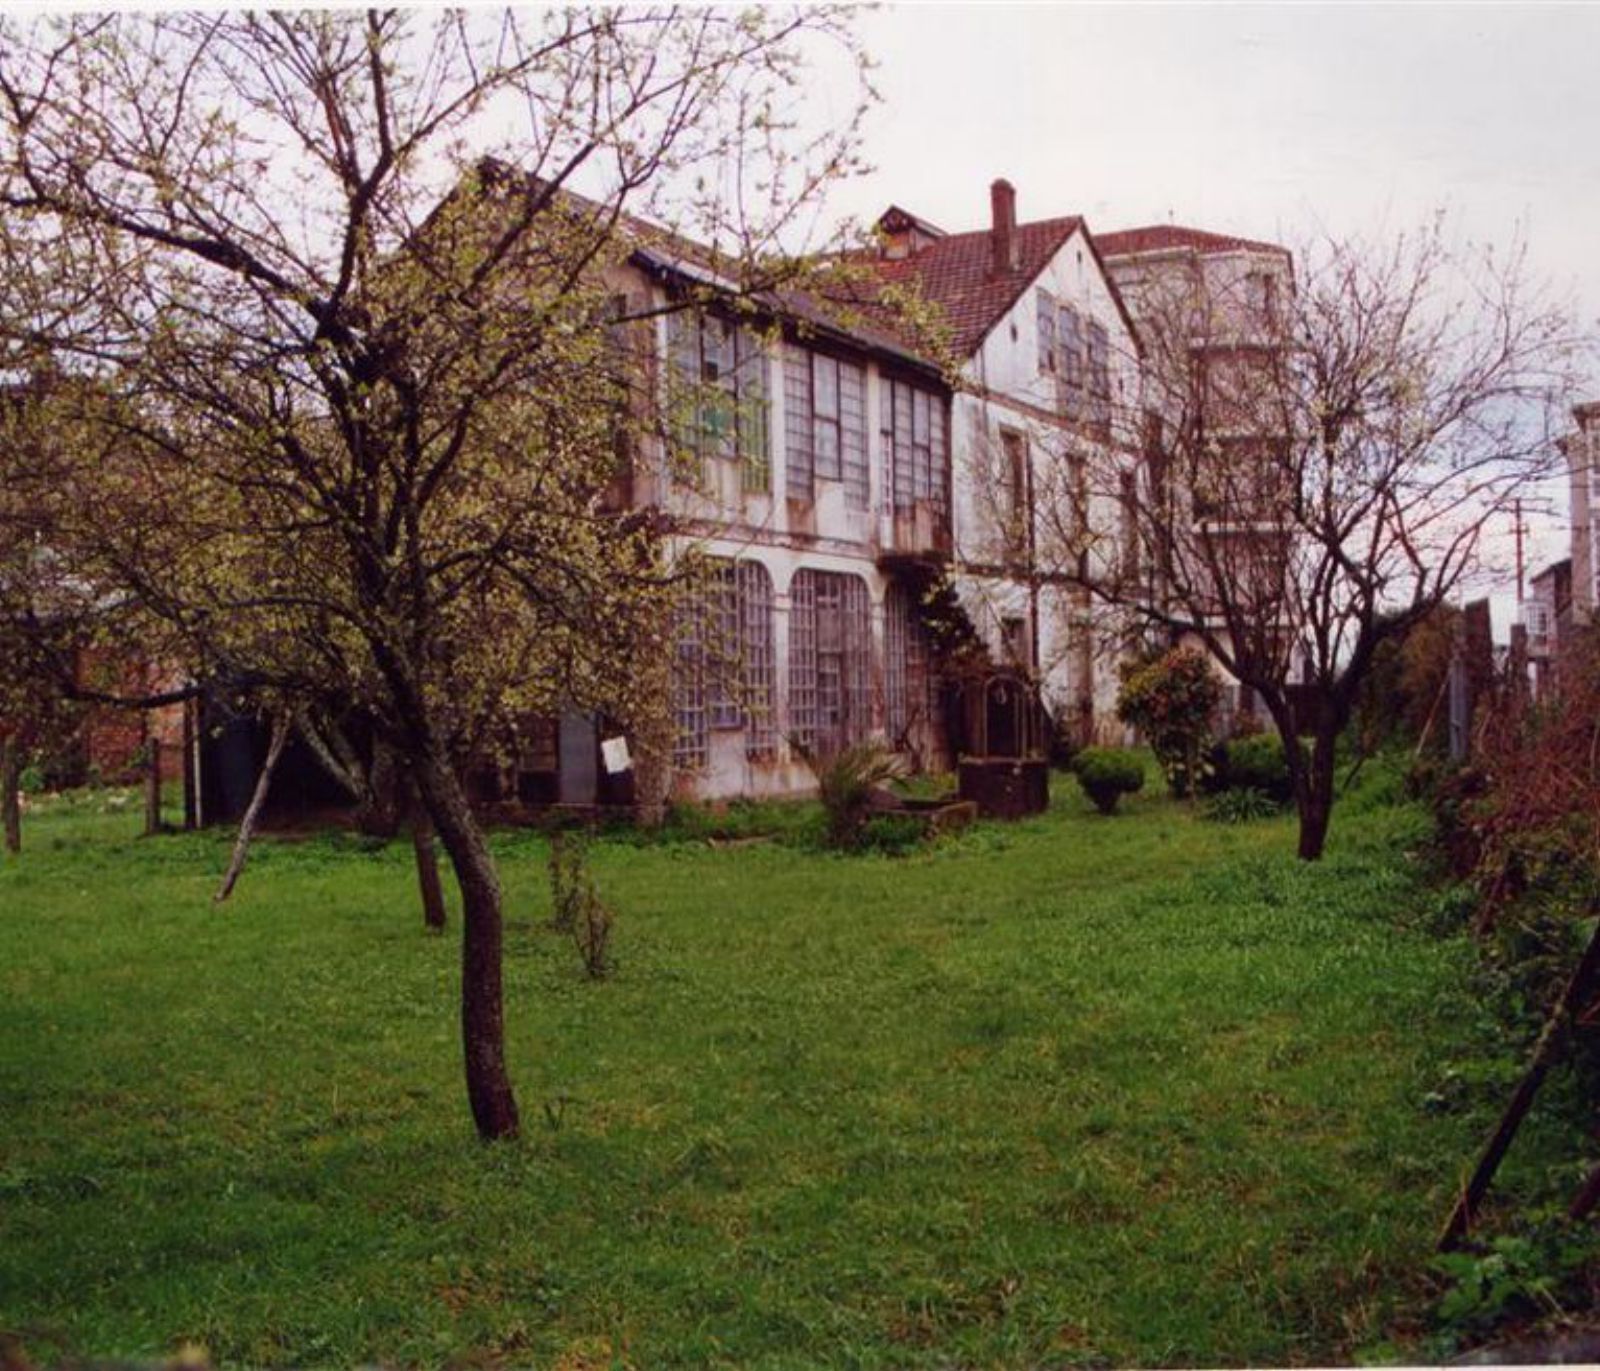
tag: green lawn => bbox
[0,773,1528,1367]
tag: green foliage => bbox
[1431,1226,1591,1345]
[17,764,44,795]
[1219,733,1294,803]
[1116,648,1222,797]
[1354,606,1460,757]
[854,812,930,856]
[1070,746,1146,815]
[1202,787,1280,824]
[793,738,904,850]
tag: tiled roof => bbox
[1094,224,1289,259]
[867,216,1084,358]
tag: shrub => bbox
[793,739,904,850]
[1202,787,1279,824]
[1115,648,1221,797]
[856,812,929,856]
[1221,733,1293,802]
[17,763,45,795]
[1071,747,1146,815]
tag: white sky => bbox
[814,1,1600,620]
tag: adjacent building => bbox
[1095,224,1298,732]
[1563,402,1600,625]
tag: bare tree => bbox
[1047,218,1584,859]
[0,8,874,1138]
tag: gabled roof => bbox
[867,215,1085,359]
[1094,224,1290,260]
[465,158,945,378]
[877,205,948,241]
[1530,557,1572,585]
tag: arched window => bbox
[672,558,777,769]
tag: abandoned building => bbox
[622,179,1151,805]
[95,182,1302,823]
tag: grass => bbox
[0,767,1556,1367]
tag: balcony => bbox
[878,499,952,566]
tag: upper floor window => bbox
[1001,615,1031,670]
[667,309,770,494]
[784,345,868,508]
[1060,306,1085,399]
[1036,289,1058,375]
[1000,427,1027,555]
[1119,468,1141,586]
[880,375,949,515]
[1087,319,1110,423]
[1244,271,1279,328]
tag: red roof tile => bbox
[866,216,1085,358]
[1094,224,1289,259]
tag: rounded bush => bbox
[1222,733,1293,802]
[1071,747,1146,815]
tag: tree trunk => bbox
[214,712,291,902]
[408,779,448,933]
[413,748,520,1141]
[181,698,198,830]
[1294,728,1338,862]
[354,738,402,838]
[627,647,675,829]
[1,733,21,856]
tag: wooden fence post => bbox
[144,737,163,836]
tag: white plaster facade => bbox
[618,183,1147,801]
[952,220,1143,737]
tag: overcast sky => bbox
[815,2,1600,603]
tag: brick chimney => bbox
[990,178,1017,275]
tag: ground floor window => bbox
[673,558,777,769]
[884,583,938,748]
[790,568,871,756]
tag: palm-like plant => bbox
[791,738,904,850]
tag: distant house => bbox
[1521,557,1572,697]
[1095,223,1298,732]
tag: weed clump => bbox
[547,830,615,978]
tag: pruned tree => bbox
[0,8,875,1138]
[1047,217,1585,860]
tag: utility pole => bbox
[1514,497,1525,605]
